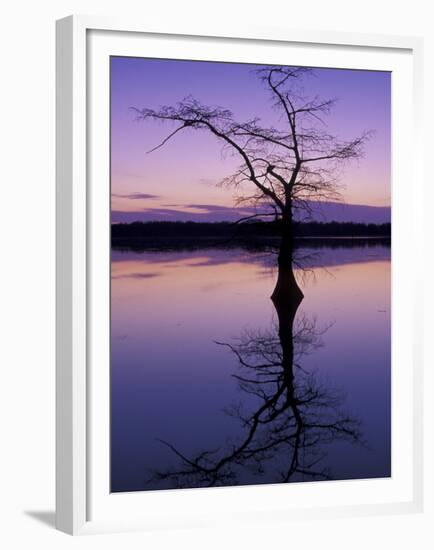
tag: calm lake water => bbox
[111,243,391,492]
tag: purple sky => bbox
[111,57,391,223]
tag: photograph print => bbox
[110,57,391,492]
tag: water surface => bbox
[111,244,391,492]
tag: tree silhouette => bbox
[133,66,370,300]
[134,67,367,489]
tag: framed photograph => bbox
[56,15,424,535]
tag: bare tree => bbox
[133,69,368,489]
[133,66,370,283]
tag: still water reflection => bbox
[111,244,391,492]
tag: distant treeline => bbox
[112,220,391,241]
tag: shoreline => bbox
[111,234,391,252]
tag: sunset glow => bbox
[111,58,391,222]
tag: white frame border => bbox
[56,14,424,535]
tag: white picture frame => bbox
[56,14,424,535]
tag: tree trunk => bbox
[270,211,304,308]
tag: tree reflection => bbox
[150,255,363,488]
